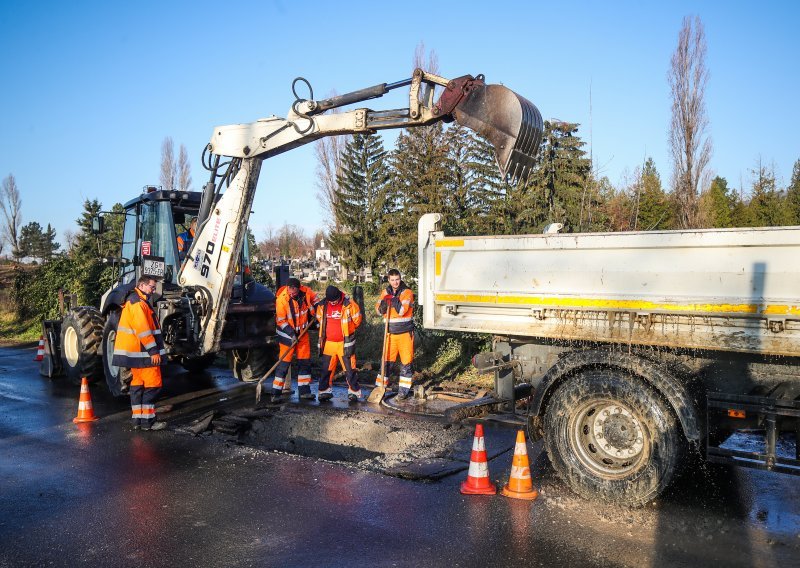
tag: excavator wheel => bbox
[227,345,278,383]
[60,307,105,385]
[101,308,132,397]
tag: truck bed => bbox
[417,214,800,356]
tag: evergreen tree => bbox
[786,158,800,225]
[634,158,673,230]
[748,164,792,227]
[330,133,391,273]
[19,221,60,261]
[700,176,734,228]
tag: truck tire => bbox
[101,309,132,397]
[227,346,277,383]
[60,307,104,385]
[181,354,218,373]
[543,369,683,507]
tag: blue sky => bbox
[1,1,798,244]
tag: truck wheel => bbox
[543,369,683,507]
[101,309,132,397]
[181,354,218,373]
[227,346,277,382]
[60,307,105,385]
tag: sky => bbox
[1,0,798,245]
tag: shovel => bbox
[255,326,310,404]
[367,309,390,404]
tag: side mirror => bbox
[91,215,105,235]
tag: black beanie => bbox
[325,285,341,302]
[287,277,301,289]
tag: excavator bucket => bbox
[453,84,543,184]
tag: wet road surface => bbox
[1,346,799,567]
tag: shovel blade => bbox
[367,387,386,404]
[453,84,543,184]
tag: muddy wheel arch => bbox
[527,349,701,445]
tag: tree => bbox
[330,133,391,272]
[177,144,192,191]
[748,161,792,227]
[668,16,712,229]
[160,137,177,191]
[1,173,22,259]
[700,176,734,228]
[19,221,60,262]
[634,158,672,230]
[314,93,348,234]
[786,158,800,225]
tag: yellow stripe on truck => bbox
[435,239,464,248]
[433,293,800,316]
[435,252,441,276]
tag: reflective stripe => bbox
[114,349,150,358]
[78,401,92,411]
[347,388,362,396]
[297,375,312,385]
[384,316,412,323]
[273,378,285,388]
[117,326,135,335]
[143,340,157,350]
[343,339,356,348]
[399,376,413,388]
[138,330,154,339]
[375,376,389,387]
[317,387,333,394]
[276,329,294,341]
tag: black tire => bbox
[227,346,278,382]
[543,369,684,507]
[60,307,105,385]
[181,354,218,373]
[101,309,132,397]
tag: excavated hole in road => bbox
[241,406,472,477]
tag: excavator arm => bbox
[179,68,543,355]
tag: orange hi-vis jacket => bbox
[315,294,362,355]
[112,288,166,368]
[275,284,319,346]
[377,282,415,334]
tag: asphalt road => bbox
[1,345,799,568]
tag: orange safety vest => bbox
[112,288,165,368]
[316,294,362,354]
[376,282,415,334]
[275,284,318,346]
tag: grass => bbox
[0,312,40,345]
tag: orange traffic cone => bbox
[34,336,45,361]
[460,423,497,495]
[501,430,538,500]
[73,377,99,423]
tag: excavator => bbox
[42,67,543,396]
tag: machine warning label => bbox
[142,255,166,278]
[141,241,151,256]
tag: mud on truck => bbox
[39,67,543,398]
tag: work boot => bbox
[143,421,167,431]
[397,389,412,400]
[348,394,359,403]
[318,392,333,402]
[269,393,283,404]
[299,392,316,400]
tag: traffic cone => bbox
[73,377,99,423]
[34,336,45,361]
[501,430,538,500]
[460,423,497,495]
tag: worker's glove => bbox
[150,353,162,366]
[378,299,388,315]
[391,297,402,312]
[344,342,356,357]
[307,318,319,331]
[282,326,296,340]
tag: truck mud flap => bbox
[40,320,63,378]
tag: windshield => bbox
[120,208,137,285]
[139,201,181,283]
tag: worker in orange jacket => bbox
[315,285,363,402]
[375,268,415,399]
[112,275,167,431]
[273,277,319,402]
[176,217,197,261]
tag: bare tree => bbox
[315,130,346,232]
[668,16,712,229]
[0,174,22,259]
[160,137,177,191]
[178,144,192,191]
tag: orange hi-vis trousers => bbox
[273,334,312,396]
[375,331,414,394]
[130,366,162,427]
